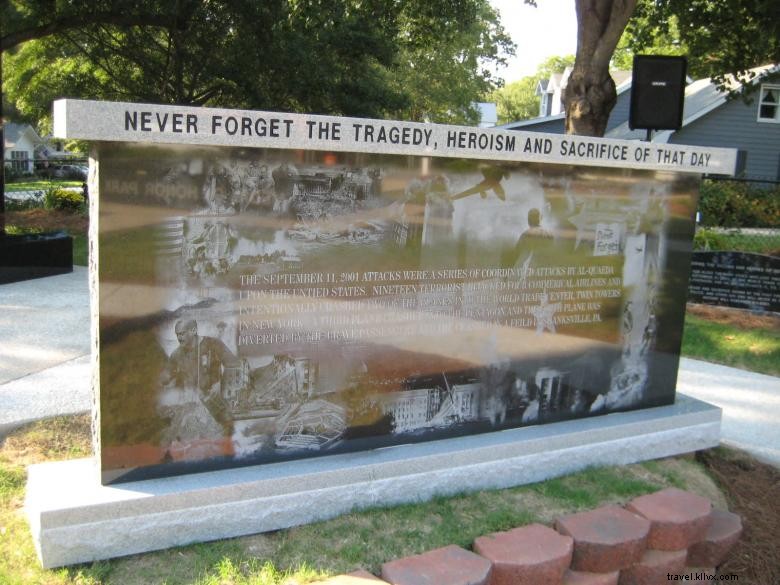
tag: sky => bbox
[489,0,578,83]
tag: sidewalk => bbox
[0,268,91,435]
[1,268,778,466]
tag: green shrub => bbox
[698,180,780,228]
[693,228,728,251]
[43,186,84,211]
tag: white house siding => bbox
[4,124,39,173]
[669,96,780,181]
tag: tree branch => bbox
[2,13,179,52]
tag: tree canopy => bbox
[489,55,575,124]
[1,0,514,129]
[622,0,779,92]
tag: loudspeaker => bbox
[629,55,687,131]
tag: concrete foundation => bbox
[26,394,721,568]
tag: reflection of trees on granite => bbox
[101,329,169,447]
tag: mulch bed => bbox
[686,302,780,331]
[697,448,780,585]
[4,208,88,233]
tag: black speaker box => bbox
[629,55,687,131]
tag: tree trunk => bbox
[565,0,637,136]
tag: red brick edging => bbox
[311,488,743,585]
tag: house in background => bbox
[474,102,498,128]
[500,68,632,135]
[499,63,780,183]
[3,122,43,173]
[4,122,80,175]
[607,64,780,182]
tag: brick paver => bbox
[555,505,650,573]
[626,488,712,550]
[473,523,573,585]
[687,509,743,567]
[381,545,492,585]
[617,549,687,585]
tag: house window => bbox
[758,84,780,122]
[10,150,30,172]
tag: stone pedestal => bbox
[26,394,720,568]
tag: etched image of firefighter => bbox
[157,319,245,460]
[157,318,347,462]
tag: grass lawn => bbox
[682,306,780,376]
[0,415,729,585]
[72,232,88,266]
[5,180,83,192]
[717,231,780,255]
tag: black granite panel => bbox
[0,233,73,284]
[689,251,780,312]
[95,143,699,483]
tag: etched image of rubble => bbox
[201,158,276,214]
[153,156,390,290]
[282,165,386,247]
[229,355,347,456]
[374,355,608,436]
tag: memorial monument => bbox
[25,100,734,567]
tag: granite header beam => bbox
[53,99,736,175]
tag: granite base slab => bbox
[26,394,721,568]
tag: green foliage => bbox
[2,0,513,124]
[489,55,575,124]
[2,166,33,181]
[698,181,780,228]
[624,0,779,89]
[5,180,82,192]
[392,1,514,123]
[692,228,729,251]
[43,187,84,211]
[491,77,539,123]
[694,228,780,255]
[613,10,686,71]
[0,467,25,507]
